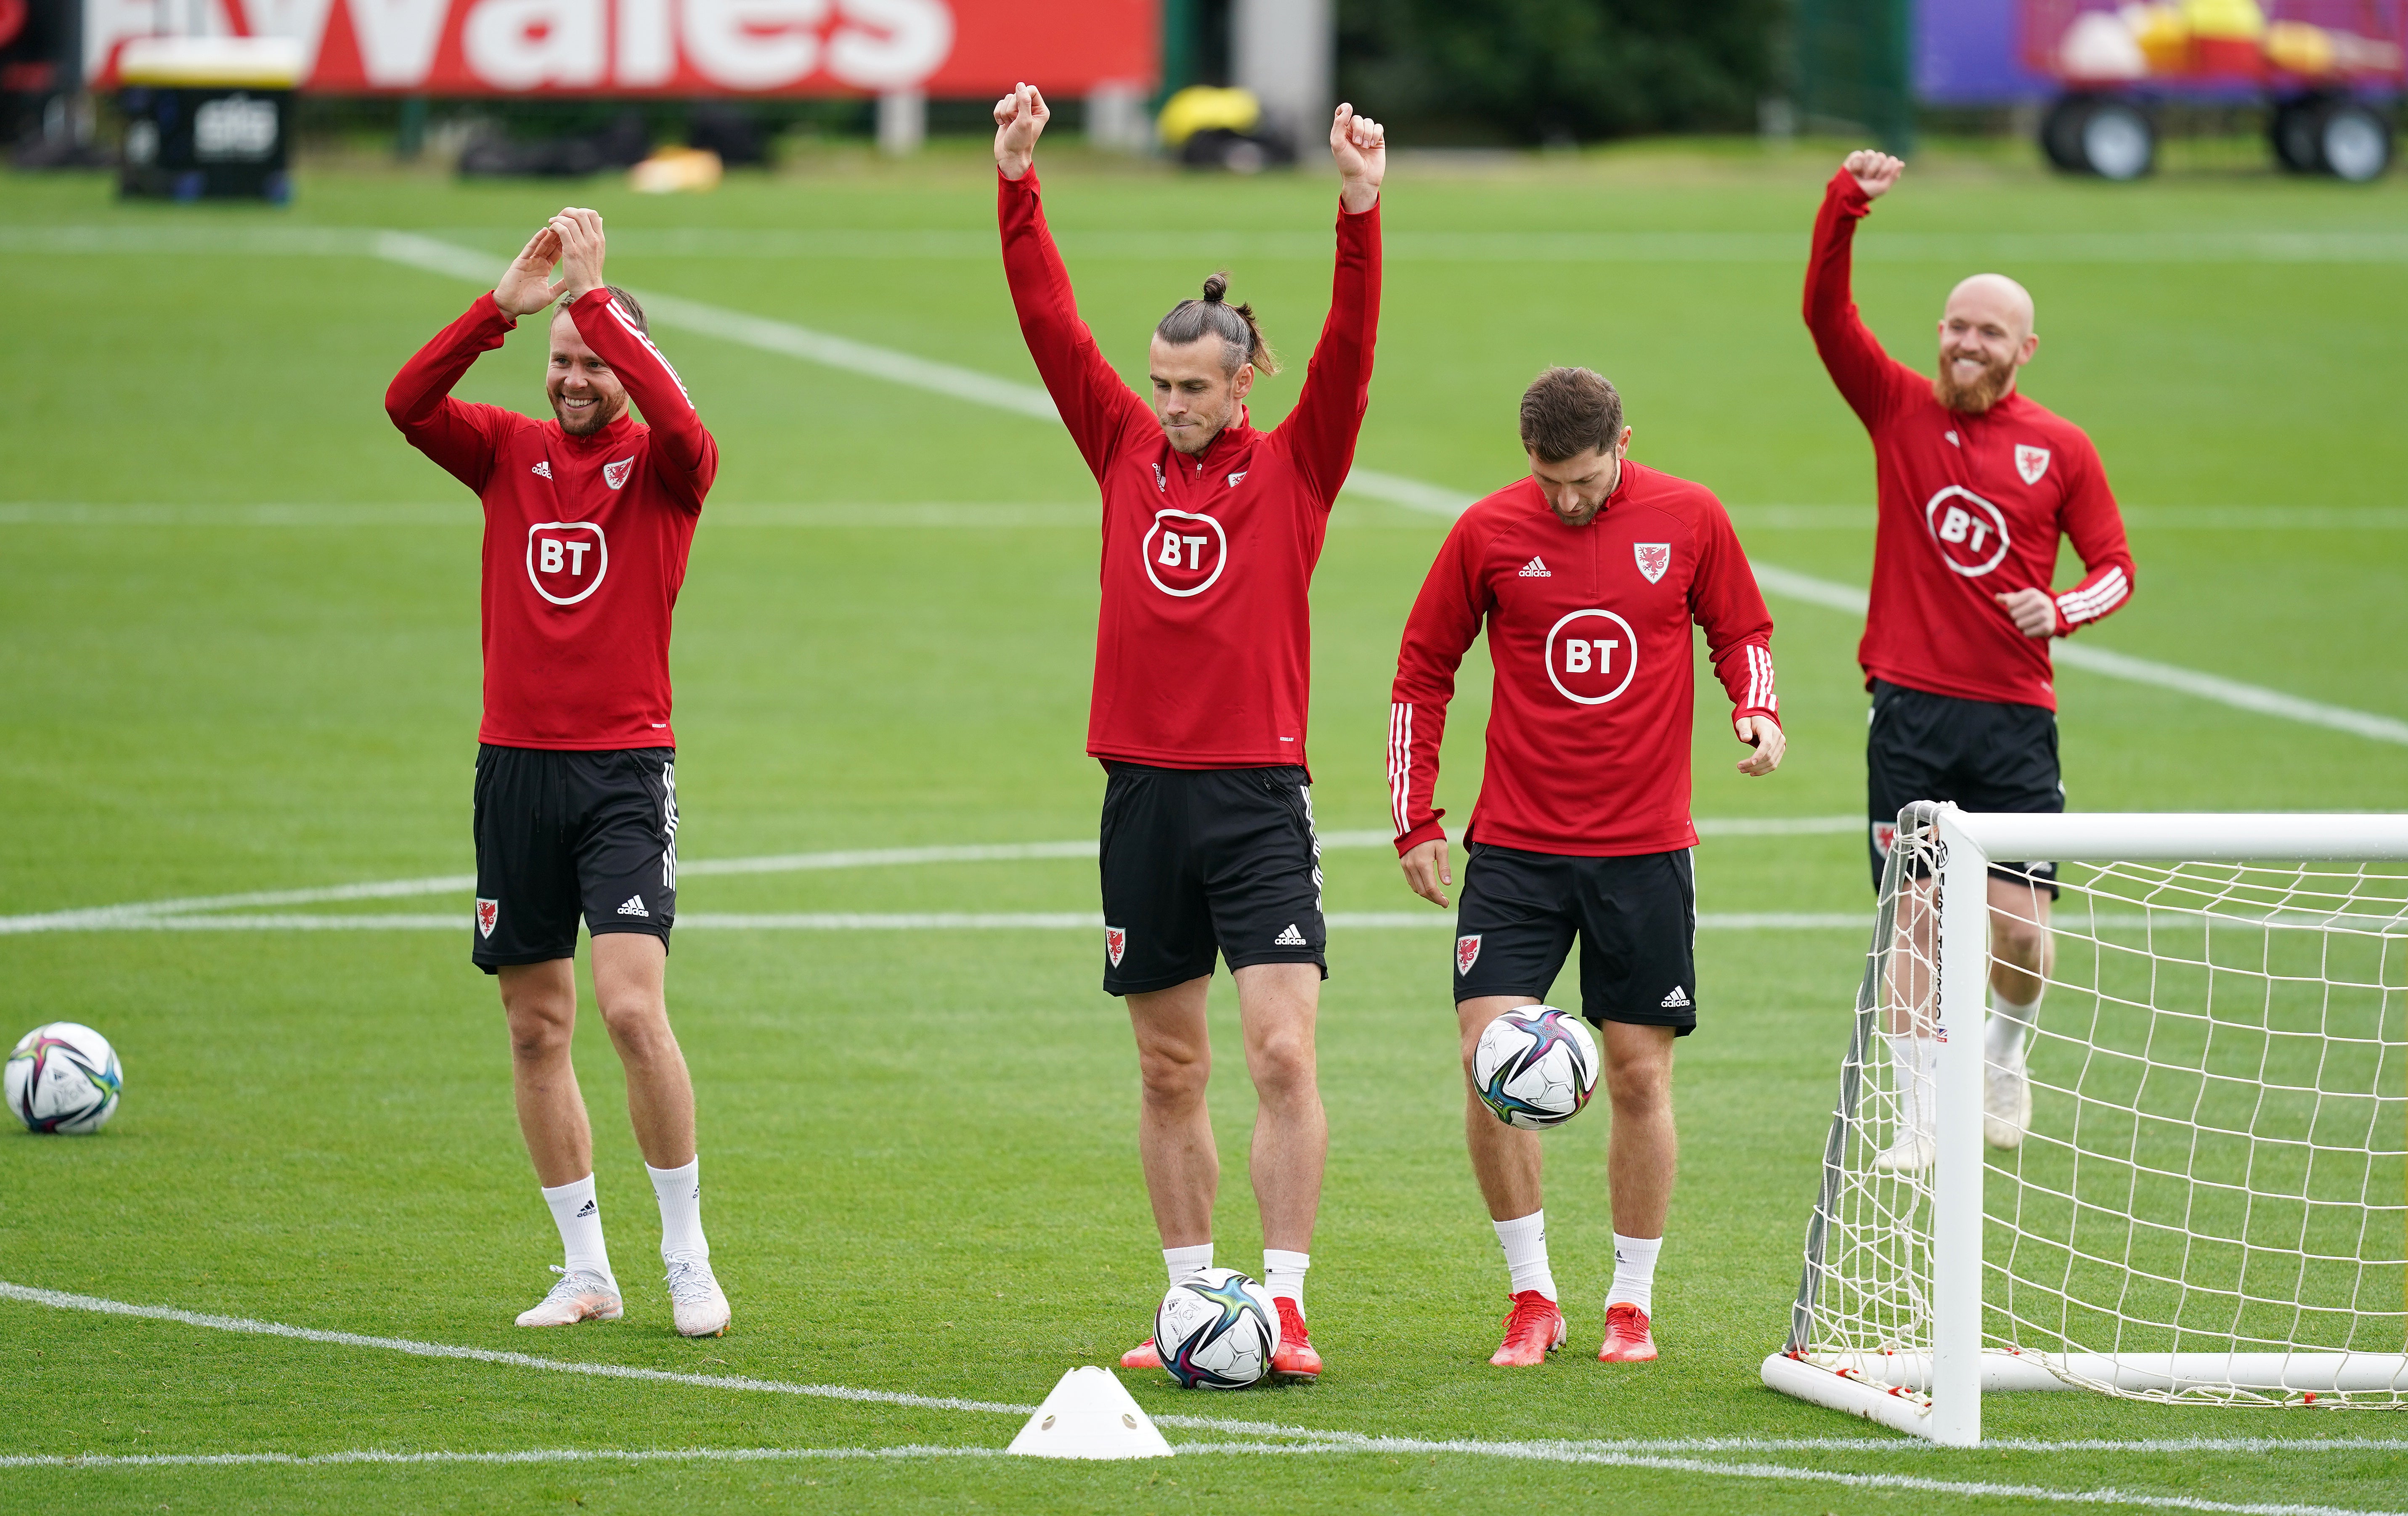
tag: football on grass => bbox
[1154,1268,1281,1389]
[1473,1006,1599,1131]
[7,1022,124,1134]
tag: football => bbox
[1153,1267,1281,1389]
[6,1022,124,1134]
[1472,1005,1599,1131]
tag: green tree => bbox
[1337,0,1783,144]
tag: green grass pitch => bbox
[3,135,2405,1512]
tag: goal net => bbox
[1765,804,2408,1444]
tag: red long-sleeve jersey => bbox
[1806,170,2135,710]
[385,289,717,750]
[1000,170,1379,769]
[1388,465,1778,859]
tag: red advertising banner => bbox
[85,0,1158,95]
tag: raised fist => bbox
[994,82,1049,180]
[1331,103,1386,213]
[1845,149,1904,199]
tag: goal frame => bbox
[1763,804,2408,1445]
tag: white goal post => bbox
[1765,804,2408,1445]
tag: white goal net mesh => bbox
[1789,821,2408,1406]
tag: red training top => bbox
[1806,169,2135,710]
[386,289,718,750]
[999,169,1380,770]
[1387,465,1779,859]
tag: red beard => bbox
[1933,352,2017,414]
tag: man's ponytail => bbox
[1156,272,1279,376]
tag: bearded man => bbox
[1806,151,2136,1168]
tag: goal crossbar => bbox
[1765,805,2408,1445]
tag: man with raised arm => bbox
[1806,151,2136,1166]
[385,209,731,1338]
[992,81,1384,1381]
[1389,368,1785,1369]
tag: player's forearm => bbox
[386,294,512,429]
[998,170,1137,470]
[1387,692,1449,851]
[565,290,713,489]
[2051,561,2134,634]
[1286,203,1384,499]
[1713,640,1780,721]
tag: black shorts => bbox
[1452,843,1698,1035]
[1866,679,2062,897]
[472,745,679,971]
[1097,763,1326,996]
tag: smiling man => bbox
[1806,151,2137,1167]
[385,208,730,1338]
[1388,367,1784,1369]
[992,81,1383,1380]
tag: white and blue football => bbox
[1154,1267,1280,1390]
[6,1022,123,1134]
[1473,1005,1599,1131]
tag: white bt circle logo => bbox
[1924,485,2010,577]
[526,521,608,605]
[1545,608,1639,705]
[1141,509,1227,597]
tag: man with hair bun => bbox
[1388,367,1784,1368]
[992,81,1386,1380]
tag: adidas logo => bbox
[1518,556,1550,577]
[1943,430,1959,448]
[616,895,649,918]
[1660,985,1692,1008]
[575,1199,597,1218]
[532,460,553,478]
[1274,923,1308,947]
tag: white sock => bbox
[1163,1243,1213,1286]
[541,1174,614,1285]
[1987,988,2042,1063]
[646,1156,707,1264]
[1493,1210,1557,1302]
[1262,1249,1310,1309]
[1882,1032,1936,1142]
[1608,1232,1663,1316]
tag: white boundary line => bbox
[17,223,2408,264]
[0,821,1860,935]
[8,1282,2403,1512]
[8,1444,2406,1516]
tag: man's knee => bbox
[1248,1024,1318,1100]
[596,995,676,1064]
[1135,1038,1209,1107]
[1992,916,2049,973]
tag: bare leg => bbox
[1601,1021,1678,1239]
[1234,962,1327,1253]
[501,959,591,1188]
[1887,877,1938,1035]
[590,932,695,1170]
[1127,976,1216,1248]
[1987,876,2053,1002]
[1458,995,1545,1221]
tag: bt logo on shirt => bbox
[1544,607,1639,706]
[1924,485,2011,578]
[527,521,609,606]
[1142,508,1227,598]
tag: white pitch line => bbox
[10,1442,2408,1516]
[19,223,2408,264]
[0,820,1859,934]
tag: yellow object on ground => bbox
[630,148,723,194]
[2181,0,2266,41]
[2125,3,2192,72]
[1154,86,1261,149]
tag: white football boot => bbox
[665,1255,731,1338]
[1871,1131,1934,1173]
[516,1266,623,1327]
[1985,1048,2033,1149]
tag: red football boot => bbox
[1489,1290,1566,1367]
[1120,1337,1163,1370]
[1598,1302,1657,1362]
[1269,1297,1322,1382]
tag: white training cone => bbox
[1005,1366,1173,1460]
